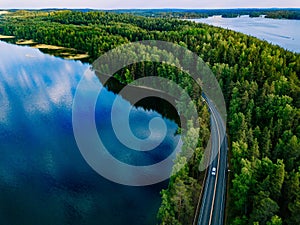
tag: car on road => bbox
[211,167,216,176]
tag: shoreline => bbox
[0,37,89,60]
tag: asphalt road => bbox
[197,95,228,225]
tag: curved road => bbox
[197,95,228,225]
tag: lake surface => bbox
[191,16,300,53]
[0,41,179,225]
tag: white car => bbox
[211,167,216,176]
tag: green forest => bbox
[109,8,300,20]
[0,10,299,225]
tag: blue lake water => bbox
[0,41,179,224]
[191,16,300,53]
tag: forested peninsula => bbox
[109,8,300,20]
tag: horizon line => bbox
[1,7,300,10]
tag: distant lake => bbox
[0,41,179,225]
[190,16,300,53]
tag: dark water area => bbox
[96,73,181,126]
[0,41,179,224]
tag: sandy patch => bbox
[0,34,15,39]
[65,54,89,60]
[33,44,65,50]
[0,11,10,15]
[16,39,36,45]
